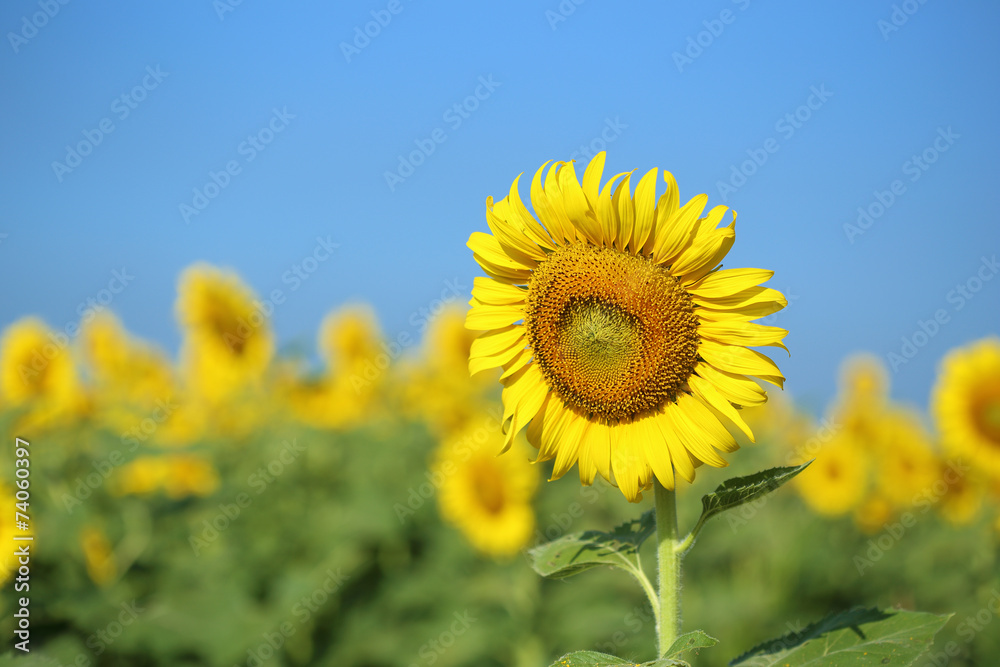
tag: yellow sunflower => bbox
[281,305,385,429]
[0,317,80,410]
[465,154,787,501]
[0,483,31,587]
[872,409,940,509]
[933,336,1000,477]
[112,454,219,499]
[794,433,869,517]
[176,264,274,404]
[80,526,117,587]
[399,305,499,437]
[435,428,538,557]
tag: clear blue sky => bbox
[1,1,997,413]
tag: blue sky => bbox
[1,0,997,414]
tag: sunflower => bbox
[435,428,538,557]
[281,305,385,429]
[112,454,219,499]
[872,409,940,509]
[1,317,79,407]
[465,154,787,501]
[933,336,1000,478]
[80,526,117,587]
[399,305,498,437]
[176,264,274,404]
[0,483,31,587]
[794,434,869,517]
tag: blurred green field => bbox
[1,410,998,667]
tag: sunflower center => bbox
[470,461,506,515]
[525,242,700,421]
[971,387,1000,446]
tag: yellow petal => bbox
[597,171,629,248]
[612,172,635,252]
[632,168,658,254]
[551,410,586,480]
[698,320,789,352]
[664,397,729,467]
[472,277,527,306]
[507,173,556,250]
[486,197,545,264]
[672,222,734,278]
[652,193,707,265]
[558,160,603,245]
[531,161,573,244]
[465,304,524,330]
[579,419,612,484]
[693,362,767,408]
[581,152,606,208]
[687,268,774,299]
[699,340,785,388]
[637,414,674,490]
[688,374,754,441]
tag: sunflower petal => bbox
[694,362,767,407]
[558,160,603,245]
[637,414,674,490]
[612,172,635,253]
[688,374,755,441]
[507,173,556,250]
[687,268,774,299]
[632,168,658,254]
[472,277,527,306]
[581,152,606,208]
[652,193,707,265]
[465,304,524,331]
[698,320,789,352]
[699,340,785,388]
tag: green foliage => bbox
[548,650,689,666]
[730,607,951,666]
[528,510,655,582]
[663,630,719,662]
[697,462,811,532]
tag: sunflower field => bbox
[1,250,998,666]
[3,4,1000,664]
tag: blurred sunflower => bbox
[80,312,203,446]
[853,494,894,534]
[0,317,83,424]
[937,468,984,526]
[176,264,274,404]
[466,153,786,501]
[873,409,940,509]
[399,305,498,437]
[282,305,385,429]
[0,483,31,586]
[835,354,890,442]
[794,434,869,517]
[435,430,538,557]
[933,336,1000,478]
[80,526,117,587]
[113,454,218,499]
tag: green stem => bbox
[654,479,681,657]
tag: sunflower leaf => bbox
[728,607,952,666]
[547,651,689,666]
[528,510,655,580]
[697,462,811,528]
[663,630,720,661]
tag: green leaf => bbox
[528,510,656,580]
[729,607,952,666]
[547,650,690,666]
[663,630,720,661]
[548,651,638,666]
[699,462,811,525]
